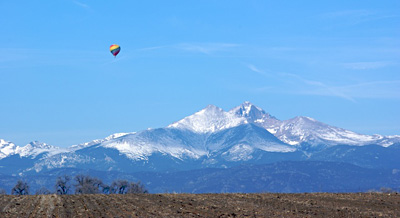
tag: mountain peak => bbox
[27,141,56,150]
[230,101,274,121]
[189,104,226,120]
[241,101,256,107]
[0,139,18,159]
[167,104,245,133]
[15,141,64,159]
[202,104,224,113]
[28,140,44,146]
[291,116,317,123]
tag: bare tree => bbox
[0,188,6,195]
[101,184,111,194]
[127,181,148,194]
[35,187,52,195]
[11,180,29,195]
[380,187,397,194]
[74,174,103,194]
[110,180,148,194]
[110,180,129,194]
[55,175,71,195]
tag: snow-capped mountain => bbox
[167,101,399,148]
[0,101,399,175]
[228,102,399,148]
[229,101,282,134]
[15,141,66,158]
[0,139,18,159]
[167,104,246,133]
[69,132,133,151]
[101,129,206,161]
[167,102,280,134]
[273,116,391,147]
[0,139,63,160]
[24,123,298,173]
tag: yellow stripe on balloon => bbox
[110,45,120,51]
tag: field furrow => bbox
[0,193,398,217]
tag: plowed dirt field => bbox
[0,193,399,217]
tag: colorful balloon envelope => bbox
[110,44,121,57]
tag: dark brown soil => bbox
[0,193,399,217]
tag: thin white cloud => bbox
[270,47,299,52]
[176,43,240,55]
[136,45,169,51]
[322,9,373,19]
[282,75,400,100]
[245,64,399,100]
[337,80,400,99]
[245,63,279,78]
[135,43,240,56]
[320,9,399,25]
[101,55,128,66]
[73,1,89,8]
[0,48,29,63]
[342,61,395,70]
[247,64,264,74]
[280,73,356,101]
[0,48,105,69]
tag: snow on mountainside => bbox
[0,139,18,159]
[1,101,399,168]
[229,101,282,134]
[27,123,297,174]
[206,124,296,156]
[1,101,399,175]
[274,116,386,147]
[0,139,64,159]
[15,141,67,158]
[229,101,275,122]
[101,129,207,161]
[70,132,133,151]
[167,102,280,134]
[230,102,399,147]
[167,102,399,147]
[167,105,246,133]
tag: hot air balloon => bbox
[110,44,121,57]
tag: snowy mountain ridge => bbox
[167,104,247,133]
[69,132,134,151]
[167,102,399,147]
[0,139,64,160]
[274,116,388,147]
[1,101,399,174]
[0,139,18,159]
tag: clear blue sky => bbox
[1,1,399,147]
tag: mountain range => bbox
[1,102,399,193]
